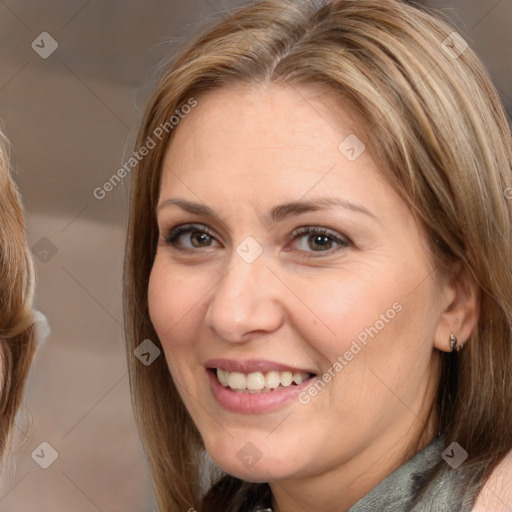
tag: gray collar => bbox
[347,436,446,512]
[253,435,477,512]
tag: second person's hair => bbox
[0,129,36,462]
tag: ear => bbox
[433,262,480,353]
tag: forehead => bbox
[160,83,382,195]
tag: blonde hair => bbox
[0,129,36,462]
[123,1,512,510]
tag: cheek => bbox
[291,262,437,394]
[148,268,174,340]
[289,269,403,360]
[148,265,207,394]
[147,263,200,352]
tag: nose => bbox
[204,251,284,343]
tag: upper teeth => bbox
[216,369,310,392]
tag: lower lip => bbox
[207,370,314,414]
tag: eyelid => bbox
[291,225,350,244]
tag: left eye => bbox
[290,226,349,254]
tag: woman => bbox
[0,129,37,462]
[124,0,512,510]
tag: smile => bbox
[205,359,318,413]
[215,369,313,393]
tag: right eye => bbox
[163,223,221,250]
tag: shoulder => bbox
[472,449,512,511]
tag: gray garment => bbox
[252,436,478,512]
[347,436,475,512]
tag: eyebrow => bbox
[157,197,378,224]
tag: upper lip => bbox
[205,358,316,375]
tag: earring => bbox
[450,333,462,352]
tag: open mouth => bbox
[210,368,316,394]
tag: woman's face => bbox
[149,83,449,485]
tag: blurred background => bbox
[0,0,510,510]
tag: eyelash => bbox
[162,223,350,257]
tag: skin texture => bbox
[148,83,479,512]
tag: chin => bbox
[212,456,289,483]
[205,441,298,483]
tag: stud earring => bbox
[450,333,462,352]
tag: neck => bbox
[269,377,440,512]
